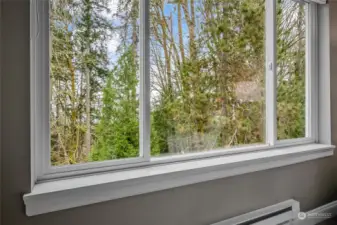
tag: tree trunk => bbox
[177,1,185,63]
[85,59,91,156]
[131,0,138,57]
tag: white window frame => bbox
[25,0,333,215]
[32,0,322,181]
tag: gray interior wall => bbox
[0,0,2,225]
[0,1,31,224]
[1,1,337,225]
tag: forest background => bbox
[50,0,306,165]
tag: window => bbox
[277,0,306,140]
[150,0,265,156]
[31,0,323,180]
[26,0,332,215]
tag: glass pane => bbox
[150,0,266,156]
[277,0,306,140]
[50,0,140,165]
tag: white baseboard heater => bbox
[211,200,300,225]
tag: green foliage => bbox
[51,0,307,164]
[50,0,112,165]
[276,0,306,139]
[90,48,138,160]
[90,47,160,161]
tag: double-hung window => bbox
[25,0,333,216]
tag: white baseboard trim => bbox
[298,200,337,225]
[211,199,300,225]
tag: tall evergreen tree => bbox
[50,0,307,164]
[91,47,160,161]
[75,0,111,157]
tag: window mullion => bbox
[306,3,318,141]
[265,0,277,146]
[139,0,151,160]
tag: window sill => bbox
[23,144,334,216]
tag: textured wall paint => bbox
[1,1,337,225]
